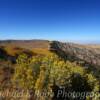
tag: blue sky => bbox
[0,0,100,43]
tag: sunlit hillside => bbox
[0,40,100,100]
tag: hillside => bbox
[0,40,50,58]
[0,40,49,49]
[0,40,100,100]
[0,40,100,71]
[49,41,100,71]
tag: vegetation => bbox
[12,53,100,100]
[0,40,100,100]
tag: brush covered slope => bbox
[0,40,100,100]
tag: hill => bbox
[0,40,100,99]
[0,40,100,71]
[0,40,100,74]
[49,41,100,72]
[0,40,49,49]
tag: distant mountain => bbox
[0,40,49,50]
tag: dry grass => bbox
[32,48,52,55]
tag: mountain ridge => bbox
[0,40,100,71]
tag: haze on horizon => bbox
[0,0,100,43]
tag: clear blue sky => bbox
[0,0,100,43]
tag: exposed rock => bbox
[49,41,100,71]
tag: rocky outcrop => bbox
[49,41,100,70]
